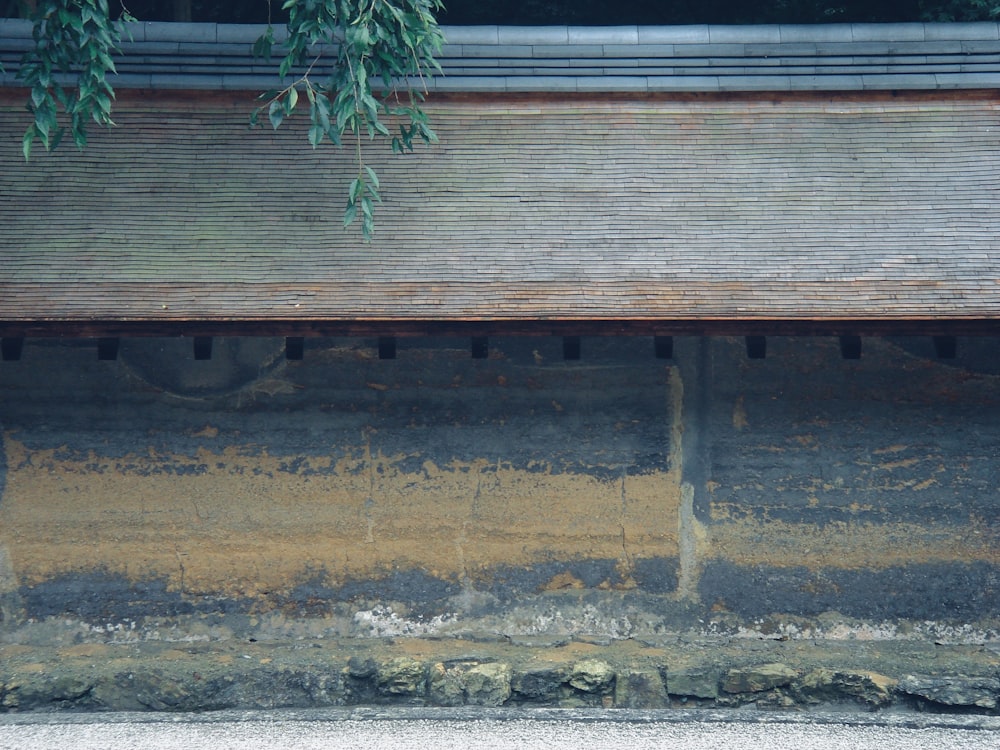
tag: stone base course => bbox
[2,635,997,715]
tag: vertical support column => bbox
[672,337,712,602]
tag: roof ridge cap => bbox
[2,17,1000,45]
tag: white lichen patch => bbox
[702,617,998,645]
[499,604,635,639]
[352,607,458,637]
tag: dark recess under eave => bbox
[1,318,998,338]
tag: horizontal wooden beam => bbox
[0,318,998,338]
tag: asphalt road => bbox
[0,708,997,750]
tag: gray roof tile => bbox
[4,21,1000,93]
[851,23,926,42]
[141,21,218,43]
[861,73,941,88]
[710,25,782,44]
[215,23,276,44]
[778,24,855,43]
[497,27,569,45]
[637,25,711,44]
[645,75,722,90]
[935,71,1000,86]
[719,74,793,90]
[576,75,649,91]
[441,26,500,45]
[925,22,1000,41]
[568,26,639,44]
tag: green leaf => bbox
[286,85,298,113]
[316,97,332,132]
[22,126,35,161]
[33,109,50,140]
[343,200,358,228]
[349,177,364,202]
[49,126,65,150]
[252,29,274,61]
[268,99,285,130]
[308,123,324,148]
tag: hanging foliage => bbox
[17,0,135,160]
[250,0,444,240]
[15,0,444,241]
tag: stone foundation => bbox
[2,634,998,714]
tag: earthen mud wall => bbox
[0,335,996,643]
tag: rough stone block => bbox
[615,669,667,708]
[376,657,425,697]
[427,663,465,707]
[793,668,896,707]
[511,667,567,704]
[898,675,1000,709]
[569,659,616,694]
[722,663,798,694]
[664,667,721,699]
[464,662,512,706]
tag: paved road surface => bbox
[0,708,997,749]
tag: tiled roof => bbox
[1,88,999,332]
[2,20,1000,93]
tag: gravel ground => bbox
[0,709,998,750]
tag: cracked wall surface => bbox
[695,336,999,624]
[0,335,996,641]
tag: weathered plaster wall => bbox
[0,337,679,636]
[0,335,996,642]
[689,336,999,629]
